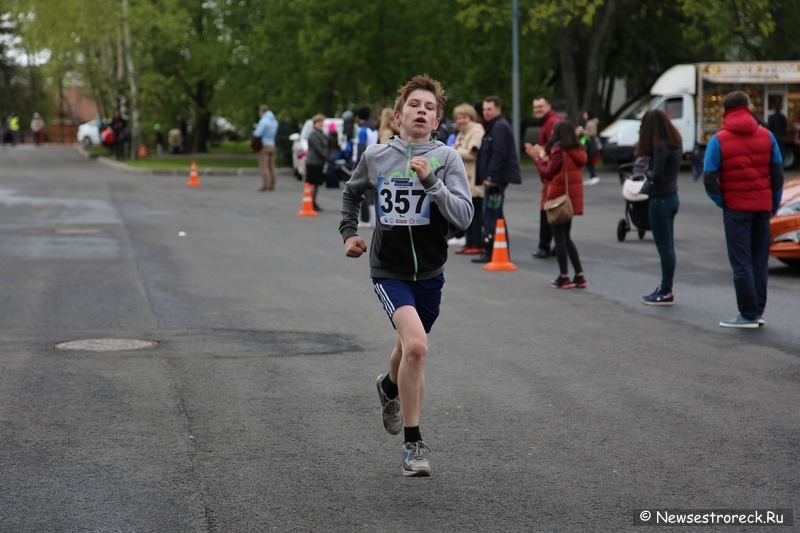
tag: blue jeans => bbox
[648,194,680,292]
[722,208,771,320]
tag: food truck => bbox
[600,62,800,167]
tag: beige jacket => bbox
[454,121,485,198]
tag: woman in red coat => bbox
[525,121,588,288]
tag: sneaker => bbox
[401,441,431,477]
[641,287,674,306]
[719,316,759,329]
[454,245,471,254]
[572,274,588,288]
[550,276,574,289]
[376,374,402,435]
[757,315,765,326]
[447,236,466,247]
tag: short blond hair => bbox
[311,114,325,124]
[394,74,447,114]
[453,103,477,122]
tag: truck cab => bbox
[600,64,695,164]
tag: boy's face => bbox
[395,89,440,140]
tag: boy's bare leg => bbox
[391,305,428,428]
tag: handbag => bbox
[250,135,263,153]
[543,156,574,225]
[622,178,650,202]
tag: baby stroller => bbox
[617,157,650,241]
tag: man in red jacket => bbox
[703,91,784,329]
[532,96,564,259]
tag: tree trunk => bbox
[192,80,211,153]
[580,0,620,116]
[558,25,580,121]
[121,0,140,160]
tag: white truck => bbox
[600,62,800,168]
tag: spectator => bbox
[581,110,600,185]
[526,121,588,288]
[254,104,279,191]
[177,114,188,153]
[635,109,683,306]
[452,103,485,255]
[703,90,784,328]
[767,100,787,151]
[355,105,379,228]
[110,110,127,161]
[305,114,328,211]
[748,102,768,128]
[30,113,45,146]
[472,96,522,264]
[153,124,164,156]
[531,96,564,259]
[689,143,703,182]
[378,108,399,144]
[8,112,20,145]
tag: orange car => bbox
[770,176,800,268]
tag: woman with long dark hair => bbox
[635,109,682,305]
[525,121,588,289]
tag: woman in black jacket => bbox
[635,109,682,305]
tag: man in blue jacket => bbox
[472,96,522,263]
[254,105,279,191]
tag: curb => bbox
[89,155,291,177]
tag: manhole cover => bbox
[54,228,103,235]
[55,339,158,352]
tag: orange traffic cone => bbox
[484,218,517,271]
[187,161,201,187]
[296,182,319,217]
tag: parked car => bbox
[77,121,101,147]
[288,118,357,179]
[770,176,800,267]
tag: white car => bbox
[77,121,101,147]
[289,118,356,179]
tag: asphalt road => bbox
[0,146,798,532]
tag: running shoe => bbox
[376,374,402,435]
[551,276,574,289]
[641,287,674,306]
[572,274,588,288]
[719,316,759,329]
[401,441,431,477]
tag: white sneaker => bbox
[447,236,466,247]
[586,176,600,186]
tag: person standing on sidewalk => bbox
[254,105,279,191]
[532,96,564,259]
[339,75,472,476]
[30,113,45,146]
[452,103,485,255]
[471,96,521,264]
[703,90,784,328]
[305,114,328,211]
[635,110,682,306]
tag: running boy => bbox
[339,75,473,476]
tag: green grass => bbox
[124,157,259,169]
[207,141,254,154]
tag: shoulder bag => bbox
[543,156,574,225]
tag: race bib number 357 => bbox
[377,176,431,226]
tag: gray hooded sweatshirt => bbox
[339,137,473,281]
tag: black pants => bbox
[115,141,125,161]
[552,220,582,276]
[483,183,508,250]
[538,209,553,252]
[466,197,484,248]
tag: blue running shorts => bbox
[372,274,445,333]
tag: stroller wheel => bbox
[638,227,646,240]
[617,219,628,242]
